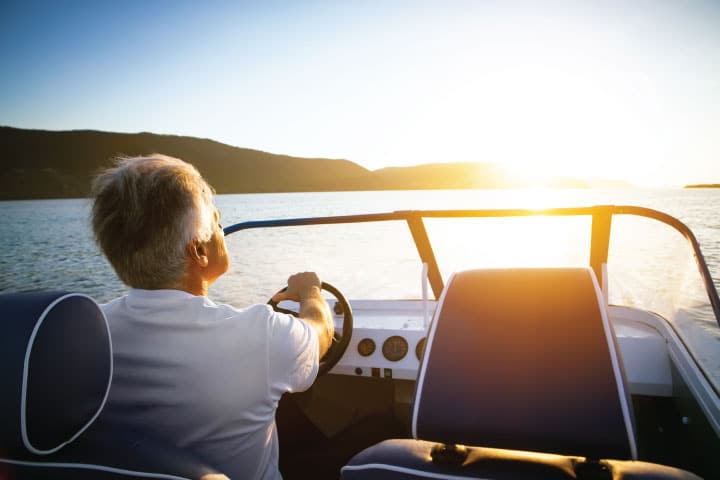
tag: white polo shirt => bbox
[101,289,319,480]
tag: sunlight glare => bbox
[426,215,591,279]
[414,18,670,187]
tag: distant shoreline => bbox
[5,126,718,198]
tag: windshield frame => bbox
[224,205,720,328]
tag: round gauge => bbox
[357,338,376,357]
[382,336,409,362]
[416,337,427,361]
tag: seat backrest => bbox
[0,291,112,456]
[412,267,637,460]
[0,291,220,480]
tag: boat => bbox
[2,205,719,479]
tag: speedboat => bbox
[2,205,718,479]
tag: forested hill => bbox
[0,126,629,199]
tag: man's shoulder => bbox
[102,291,275,330]
[217,303,317,351]
[207,302,284,339]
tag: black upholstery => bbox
[341,268,702,480]
[342,439,702,480]
[343,439,582,479]
[0,291,220,480]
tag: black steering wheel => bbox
[268,282,353,375]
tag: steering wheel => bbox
[268,282,353,375]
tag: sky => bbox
[1,0,719,187]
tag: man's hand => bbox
[272,272,322,303]
[272,272,334,357]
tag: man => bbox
[92,154,334,480]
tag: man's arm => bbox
[271,272,334,357]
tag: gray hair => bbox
[91,155,215,289]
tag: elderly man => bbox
[91,154,334,480]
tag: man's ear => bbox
[188,239,209,268]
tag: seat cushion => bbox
[341,439,702,480]
[342,439,582,480]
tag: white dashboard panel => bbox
[330,300,434,380]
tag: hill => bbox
[0,127,378,199]
[0,126,632,199]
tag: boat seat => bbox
[341,267,702,479]
[0,291,222,480]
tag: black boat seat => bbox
[341,268,702,480]
[0,291,222,480]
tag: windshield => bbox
[212,220,424,306]
[216,207,720,392]
[607,214,720,393]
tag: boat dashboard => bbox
[321,298,674,397]
[325,299,433,381]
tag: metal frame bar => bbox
[224,205,720,327]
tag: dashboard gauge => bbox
[416,337,427,361]
[382,336,408,362]
[357,338,376,357]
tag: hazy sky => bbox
[2,0,719,186]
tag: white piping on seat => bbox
[586,267,638,460]
[0,459,192,480]
[411,272,455,439]
[21,293,114,455]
